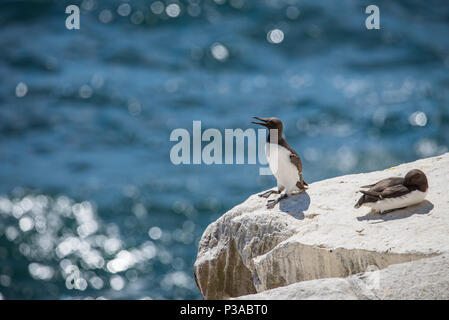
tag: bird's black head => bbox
[251,117,283,132]
[404,169,428,192]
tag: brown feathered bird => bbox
[354,169,428,214]
[252,117,308,208]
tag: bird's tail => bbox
[354,195,365,208]
[296,177,308,190]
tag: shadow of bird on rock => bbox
[278,192,311,220]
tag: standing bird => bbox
[252,117,308,208]
[354,169,428,214]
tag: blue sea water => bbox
[0,0,448,299]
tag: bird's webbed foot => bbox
[258,189,280,198]
[266,193,288,209]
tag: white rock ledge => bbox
[193,153,449,300]
[236,254,449,300]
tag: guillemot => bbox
[252,117,308,209]
[354,169,428,214]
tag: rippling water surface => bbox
[0,0,448,299]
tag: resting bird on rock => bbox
[354,169,428,214]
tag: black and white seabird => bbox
[252,117,308,209]
[354,169,428,214]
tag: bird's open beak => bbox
[251,117,269,127]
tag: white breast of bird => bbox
[364,190,427,213]
[265,143,300,194]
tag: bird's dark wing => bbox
[359,189,381,199]
[380,184,410,199]
[355,178,406,208]
[355,191,379,207]
[289,153,303,173]
[361,177,404,191]
[280,138,302,172]
[280,138,308,186]
[359,184,409,200]
[290,153,309,187]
